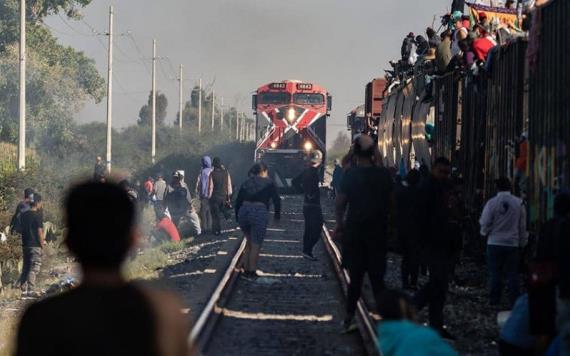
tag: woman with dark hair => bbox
[235,163,281,279]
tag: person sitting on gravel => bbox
[16,181,193,356]
[376,290,458,356]
[235,162,281,280]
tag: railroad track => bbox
[188,196,380,355]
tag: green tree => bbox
[138,91,168,126]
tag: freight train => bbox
[350,0,569,228]
[252,80,332,190]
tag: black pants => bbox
[303,205,323,255]
[343,228,387,318]
[414,258,450,329]
[400,233,419,287]
[210,198,225,234]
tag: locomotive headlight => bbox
[270,142,278,149]
[286,108,297,122]
[304,141,313,152]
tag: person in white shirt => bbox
[480,177,528,306]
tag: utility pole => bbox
[211,89,215,131]
[220,96,224,133]
[151,39,156,164]
[18,0,26,171]
[178,64,183,132]
[198,78,202,134]
[105,6,114,173]
[235,112,239,141]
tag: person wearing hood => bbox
[235,162,281,279]
[196,156,213,234]
[415,35,429,57]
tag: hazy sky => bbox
[45,0,451,145]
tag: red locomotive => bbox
[252,80,332,189]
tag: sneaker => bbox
[302,252,317,261]
[342,317,358,334]
[437,327,456,340]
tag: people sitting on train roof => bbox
[426,27,441,49]
[376,290,458,356]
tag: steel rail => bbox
[321,225,382,356]
[189,238,247,352]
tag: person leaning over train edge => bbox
[292,150,324,261]
[335,134,394,333]
[412,156,456,340]
[235,163,281,280]
[16,182,193,356]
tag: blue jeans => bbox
[487,245,520,306]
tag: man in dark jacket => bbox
[293,150,324,261]
[395,169,421,289]
[10,188,34,235]
[335,135,394,332]
[413,157,455,339]
[164,174,189,226]
[93,156,106,182]
[208,157,232,235]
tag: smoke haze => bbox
[45,0,451,146]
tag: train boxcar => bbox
[252,80,332,190]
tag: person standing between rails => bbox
[208,157,233,236]
[93,156,106,182]
[18,193,45,297]
[395,169,421,290]
[196,156,213,234]
[292,150,324,261]
[331,159,343,199]
[479,177,528,306]
[15,182,192,356]
[335,134,394,333]
[154,173,167,206]
[412,156,456,339]
[235,163,281,279]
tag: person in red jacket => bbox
[472,24,497,62]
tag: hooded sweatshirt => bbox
[377,320,458,356]
[235,176,281,219]
[197,156,213,199]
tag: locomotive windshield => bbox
[258,92,291,105]
[293,93,324,105]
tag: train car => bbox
[346,105,365,140]
[252,80,332,190]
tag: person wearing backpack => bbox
[208,157,232,236]
[10,188,35,235]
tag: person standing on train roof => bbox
[335,134,394,333]
[412,156,456,340]
[235,163,281,280]
[292,150,324,261]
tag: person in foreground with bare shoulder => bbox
[16,181,194,356]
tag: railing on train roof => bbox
[528,0,570,225]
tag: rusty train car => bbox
[354,0,569,227]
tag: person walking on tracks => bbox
[17,193,45,297]
[208,157,233,235]
[196,156,213,234]
[293,150,324,261]
[480,177,528,306]
[16,182,192,356]
[235,163,281,279]
[335,134,394,332]
[412,156,456,339]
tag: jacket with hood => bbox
[196,156,213,199]
[235,176,281,220]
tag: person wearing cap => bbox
[473,23,498,62]
[164,174,190,227]
[18,193,45,297]
[335,135,394,332]
[93,156,106,182]
[292,150,324,261]
[479,177,528,306]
